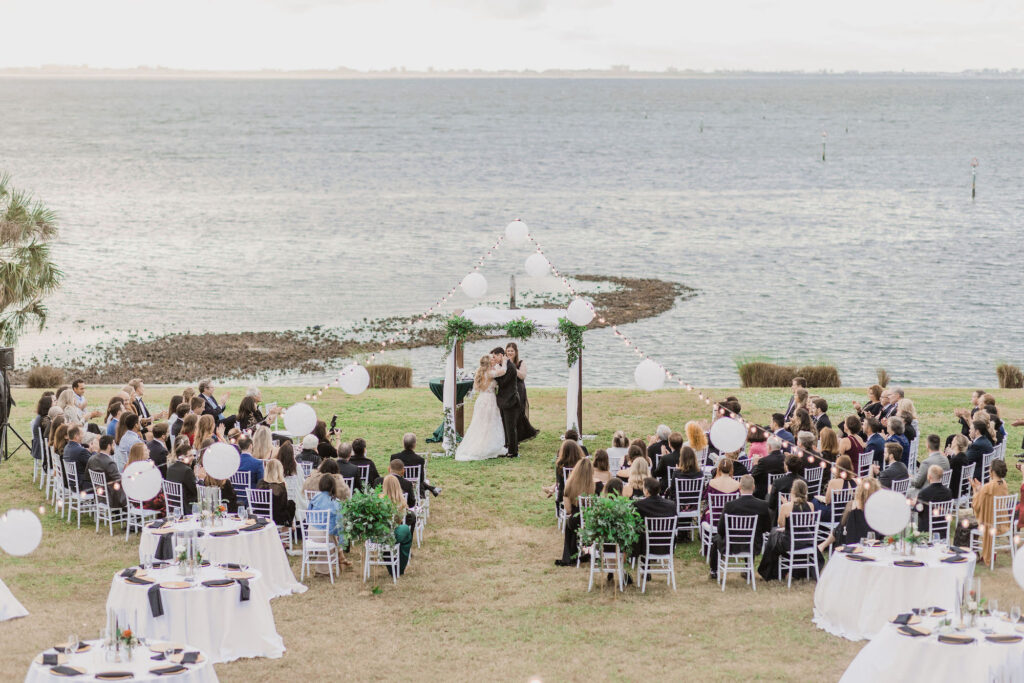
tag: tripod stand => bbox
[0,367,28,461]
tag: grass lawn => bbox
[1,384,1023,682]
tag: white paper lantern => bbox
[634,358,665,391]
[524,253,550,278]
[863,489,911,536]
[461,272,487,298]
[505,219,529,245]
[339,363,371,395]
[122,461,163,502]
[203,442,241,481]
[283,402,318,436]
[0,509,43,557]
[709,417,747,453]
[566,298,595,326]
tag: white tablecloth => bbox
[842,614,1024,682]
[105,564,284,663]
[1,577,29,621]
[138,517,305,599]
[24,639,218,683]
[814,544,976,641]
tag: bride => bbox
[455,355,507,461]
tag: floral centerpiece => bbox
[579,496,642,558]
[884,523,930,555]
[341,485,398,545]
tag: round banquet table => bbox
[25,639,218,683]
[814,543,976,641]
[138,516,305,599]
[841,611,1024,682]
[105,564,284,663]
[1,576,29,621]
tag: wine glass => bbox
[990,598,1000,620]
[190,503,200,519]
[924,605,935,619]
[1011,605,1021,624]
[866,532,875,544]
[66,632,78,655]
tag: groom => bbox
[490,347,522,458]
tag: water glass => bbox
[1011,605,1021,624]
[67,633,78,654]
[866,532,875,543]
[191,503,200,519]
[238,505,247,520]
[990,598,999,619]
[932,533,941,546]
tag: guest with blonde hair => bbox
[556,459,596,567]
[382,474,414,576]
[819,477,882,552]
[252,426,275,460]
[256,458,295,526]
[623,457,651,499]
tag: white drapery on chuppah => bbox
[442,306,581,452]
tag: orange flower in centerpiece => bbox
[122,629,132,638]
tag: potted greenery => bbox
[579,496,642,575]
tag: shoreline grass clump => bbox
[736,361,841,388]
[997,364,1024,389]
[876,368,890,388]
[367,364,413,388]
[25,365,64,389]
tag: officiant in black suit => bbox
[491,347,522,458]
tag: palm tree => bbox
[0,173,63,346]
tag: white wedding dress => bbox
[455,380,507,461]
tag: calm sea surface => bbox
[2,77,1022,387]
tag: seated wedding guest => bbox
[603,477,624,497]
[880,387,904,422]
[350,438,380,484]
[784,377,806,421]
[236,434,264,490]
[169,402,189,438]
[747,429,769,461]
[551,439,585,502]
[622,457,651,499]
[968,459,1009,566]
[556,458,595,566]
[307,476,351,570]
[252,426,275,460]
[874,443,908,490]
[302,457,352,500]
[335,442,364,493]
[702,458,741,520]
[727,449,750,477]
[914,465,952,531]
[709,475,771,581]
[198,378,234,428]
[147,423,169,471]
[788,407,816,440]
[810,397,832,432]
[885,417,910,466]
[633,477,677,556]
[193,414,217,451]
[817,427,839,475]
[565,429,589,457]
[166,443,199,510]
[768,453,806,515]
[752,436,786,500]
[965,418,995,475]
[382,474,414,576]
[256,459,295,527]
[946,434,971,498]
[63,425,93,493]
[983,404,1006,445]
[818,477,882,553]
[771,413,795,445]
[616,444,646,481]
[114,412,144,469]
[373,460,416,510]
[909,434,950,496]
[759,479,818,580]
[235,395,265,432]
[652,432,685,489]
[606,431,630,469]
[30,393,53,466]
[51,422,70,465]
[313,420,338,460]
[813,454,856,515]
[592,450,612,493]
[647,425,671,461]
[391,433,440,497]
[664,446,702,497]
[684,421,709,459]
[275,441,305,514]
[178,413,198,445]
[853,384,884,421]
[838,415,865,462]
[954,390,985,435]
[863,417,887,467]
[105,401,124,437]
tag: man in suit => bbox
[170,403,189,438]
[235,435,263,505]
[632,477,677,559]
[490,348,522,457]
[913,465,953,533]
[198,378,235,429]
[647,425,671,462]
[783,377,806,422]
[652,431,685,493]
[390,433,441,497]
[709,475,772,580]
[768,453,806,515]
[297,435,323,469]
[166,446,199,510]
[147,423,169,473]
[87,434,126,509]
[874,443,909,490]
[751,436,786,500]
[335,442,364,493]
[810,397,832,432]
[62,425,93,493]
[909,434,950,496]
[885,417,911,466]
[863,417,887,467]
[965,418,995,475]
[349,438,380,486]
[771,413,795,445]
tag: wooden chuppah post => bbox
[455,339,465,436]
[577,348,583,435]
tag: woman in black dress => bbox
[505,342,539,442]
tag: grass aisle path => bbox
[1,386,1022,681]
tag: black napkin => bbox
[912,607,946,615]
[894,560,925,567]
[120,568,138,578]
[149,665,188,676]
[148,583,164,618]
[938,635,975,644]
[237,577,250,602]
[898,625,927,637]
[941,556,967,564]
[845,554,875,562]
[201,579,233,587]
[949,545,968,554]
[124,576,153,585]
[155,534,173,561]
[147,519,167,529]
[51,666,83,676]
[220,562,241,570]
[95,672,134,680]
[240,523,268,532]
[892,613,912,625]
[150,654,165,662]
[210,530,238,537]
[181,651,200,664]
[42,653,59,666]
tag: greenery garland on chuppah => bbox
[442,314,585,368]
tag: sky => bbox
[1,0,1022,72]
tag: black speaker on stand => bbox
[0,347,29,461]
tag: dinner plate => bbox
[169,651,206,664]
[150,527,176,535]
[986,634,1024,644]
[896,625,931,637]
[149,665,188,676]
[149,642,185,654]
[48,666,86,677]
[938,634,975,644]
[53,643,90,654]
[891,614,922,625]
[225,571,256,580]
[34,653,68,666]
[94,671,134,680]
[159,581,191,589]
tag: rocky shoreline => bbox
[14,274,695,384]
